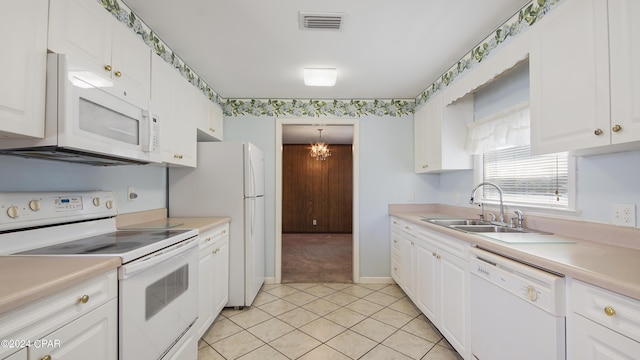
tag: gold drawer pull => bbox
[436,254,441,260]
[594,128,603,136]
[432,252,437,257]
[612,124,622,133]
[604,306,616,317]
[114,70,122,77]
[209,128,216,132]
[104,64,112,72]
[213,248,220,254]
[78,294,90,304]
[41,355,52,360]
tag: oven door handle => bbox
[119,238,197,279]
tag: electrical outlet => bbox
[127,186,137,202]
[612,203,636,227]
[408,192,415,202]
[312,219,317,226]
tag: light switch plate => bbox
[612,203,636,227]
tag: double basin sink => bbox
[422,218,549,234]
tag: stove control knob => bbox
[7,206,19,219]
[29,200,40,212]
[93,198,101,207]
[105,200,113,209]
[526,286,538,302]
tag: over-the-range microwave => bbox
[0,53,160,166]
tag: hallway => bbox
[281,233,352,283]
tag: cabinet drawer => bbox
[391,258,401,282]
[199,223,229,249]
[571,279,640,342]
[417,228,468,259]
[0,270,117,359]
[391,217,403,234]
[401,222,417,237]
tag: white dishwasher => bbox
[469,247,566,360]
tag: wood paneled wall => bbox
[282,144,353,233]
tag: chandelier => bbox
[310,128,331,160]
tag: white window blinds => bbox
[482,145,569,208]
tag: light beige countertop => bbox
[115,208,230,233]
[390,204,640,301]
[0,256,121,314]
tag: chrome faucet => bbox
[470,182,506,225]
[513,209,525,229]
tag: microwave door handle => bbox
[119,238,197,279]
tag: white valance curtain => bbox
[465,102,530,154]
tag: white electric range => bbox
[0,191,199,360]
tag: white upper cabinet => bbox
[414,93,473,173]
[0,0,48,139]
[531,0,640,154]
[151,54,197,167]
[195,89,224,142]
[48,0,150,109]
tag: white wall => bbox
[223,114,439,279]
[0,156,167,213]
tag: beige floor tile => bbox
[247,317,295,343]
[304,284,339,297]
[211,330,265,359]
[378,285,406,298]
[198,339,208,349]
[350,318,398,343]
[437,337,453,350]
[282,291,318,306]
[298,344,351,360]
[359,284,389,291]
[299,317,347,342]
[345,298,384,316]
[326,330,378,359]
[197,346,225,360]
[202,318,243,344]
[360,344,413,360]
[228,307,273,328]
[388,298,421,317]
[421,344,464,360]
[323,291,360,306]
[323,283,353,291]
[269,330,322,359]
[252,291,279,306]
[364,291,400,306]
[371,307,415,328]
[277,307,320,328]
[287,283,318,290]
[236,344,289,360]
[401,318,443,343]
[323,307,368,328]
[382,330,436,359]
[258,298,298,316]
[340,285,375,298]
[260,284,282,292]
[302,298,342,316]
[266,285,300,298]
[221,307,245,318]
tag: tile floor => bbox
[198,283,463,360]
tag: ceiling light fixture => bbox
[304,68,337,86]
[310,129,331,160]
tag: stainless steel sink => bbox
[423,218,489,226]
[450,224,529,233]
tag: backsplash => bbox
[106,0,563,117]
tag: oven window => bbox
[79,98,139,145]
[145,264,189,320]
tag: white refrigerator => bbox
[169,142,265,307]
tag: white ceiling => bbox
[282,125,354,144]
[122,0,530,100]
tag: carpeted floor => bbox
[282,233,353,283]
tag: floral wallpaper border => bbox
[415,0,562,108]
[103,0,562,117]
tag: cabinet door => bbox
[196,244,215,339]
[0,0,47,138]
[29,299,117,360]
[400,236,416,300]
[530,0,610,154]
[414,95,444,172]
[609,0,640,145]
[209,102,224,141]
[415,239,438,322]
[110,23,150,109]
[570,314,640,360]
[172,77,197,166]
[212,236,229,316]
[48,0,112,78]
[390,231,402,285]
[438,252,469,358]
[3,349,26,360]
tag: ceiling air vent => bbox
[298,12,345,31]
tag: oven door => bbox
[118,237,198,360]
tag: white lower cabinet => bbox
[0,270,117,360]
[195,223,230,339]
[568,279,640,359]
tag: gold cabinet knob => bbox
[612,124,622,133]
[114,71,122,77]
[78,294,90,304]
[410,241,414,246]
[41,355,52,360]
[174,154,184,159]
[604,306,616,317]
[422,164,428,169]
[436,254,441,259]
[432,252,437,257]
[104,64,112,72]
[209,128,216,132]
[594,128,603,136]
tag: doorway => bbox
[275,119,360,284]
